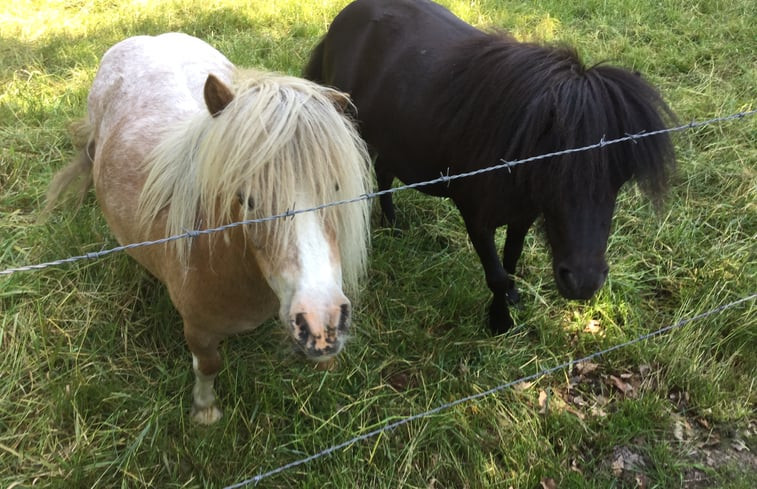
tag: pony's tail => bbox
[40,118,95,220]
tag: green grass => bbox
[1,0,755,487]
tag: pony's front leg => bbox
[184,324,223,424]
[462,217,515,335]
[501,216,537,305]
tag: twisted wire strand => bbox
[1,108,754,277]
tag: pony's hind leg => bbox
[375,159,397,225]
[184,325,223,424]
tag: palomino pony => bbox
[46,33,372,424]
[306,0,676,334]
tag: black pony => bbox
[305,0,676,334]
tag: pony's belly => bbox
[164,264,280,336]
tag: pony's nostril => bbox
[338,303,351,333]
[557,265,574,288]
[294,313,310,343]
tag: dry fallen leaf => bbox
[575,361,600,375]
[673,417,694,442]
[612,454,625,476]
[673,419,685,442]
[591,406,608,418]
[584,319,602,334]
[635,473,648,489]
[538,389,549,414]
[564,404,586,420]
[514,381,533,391]
[699,431,720,448]
[609,375,634,395]
[695,417,710,429]
[731,438,748,452]
[540,477,558,489]
[638,364,652,377]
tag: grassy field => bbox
[1,0,755,487]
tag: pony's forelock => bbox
[137,69,372,292]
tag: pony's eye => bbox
[237,193,254,210]
[335,182,340,192]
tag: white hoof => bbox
[191,404,223,425]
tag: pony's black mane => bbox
[434,33,676,206]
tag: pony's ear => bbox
[325,89,352,113]
[204,74,234,117]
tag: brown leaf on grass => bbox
[731,438,748,452]
[514,381,533,391]
[635,473,648,489]
[610,446,648,479]
[590,406,608,418]
[673,417,694,442]
[387,371,410,390]
[382,369,417,392]
[611,455,625,476]
[540,477,558,489]
[584,319,603,334]
[669,389,691,409]
[564,404,586,420]
[638,364,652,378]
[609,375,634,395]
[538,389,549,414]
[575,361,600,376]
[700,431,721,448]
[673,421,684,442]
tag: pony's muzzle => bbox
[555,261,609,300]
[290,303,350,360]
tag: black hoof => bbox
[488,299,515,335]
[504,285,520,305]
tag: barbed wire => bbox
[1,108,755,277]
[223,292,756,488]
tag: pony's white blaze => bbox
[289,200,349,359]
[261,193,350,360]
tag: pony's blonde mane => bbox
[137,68,372,292]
